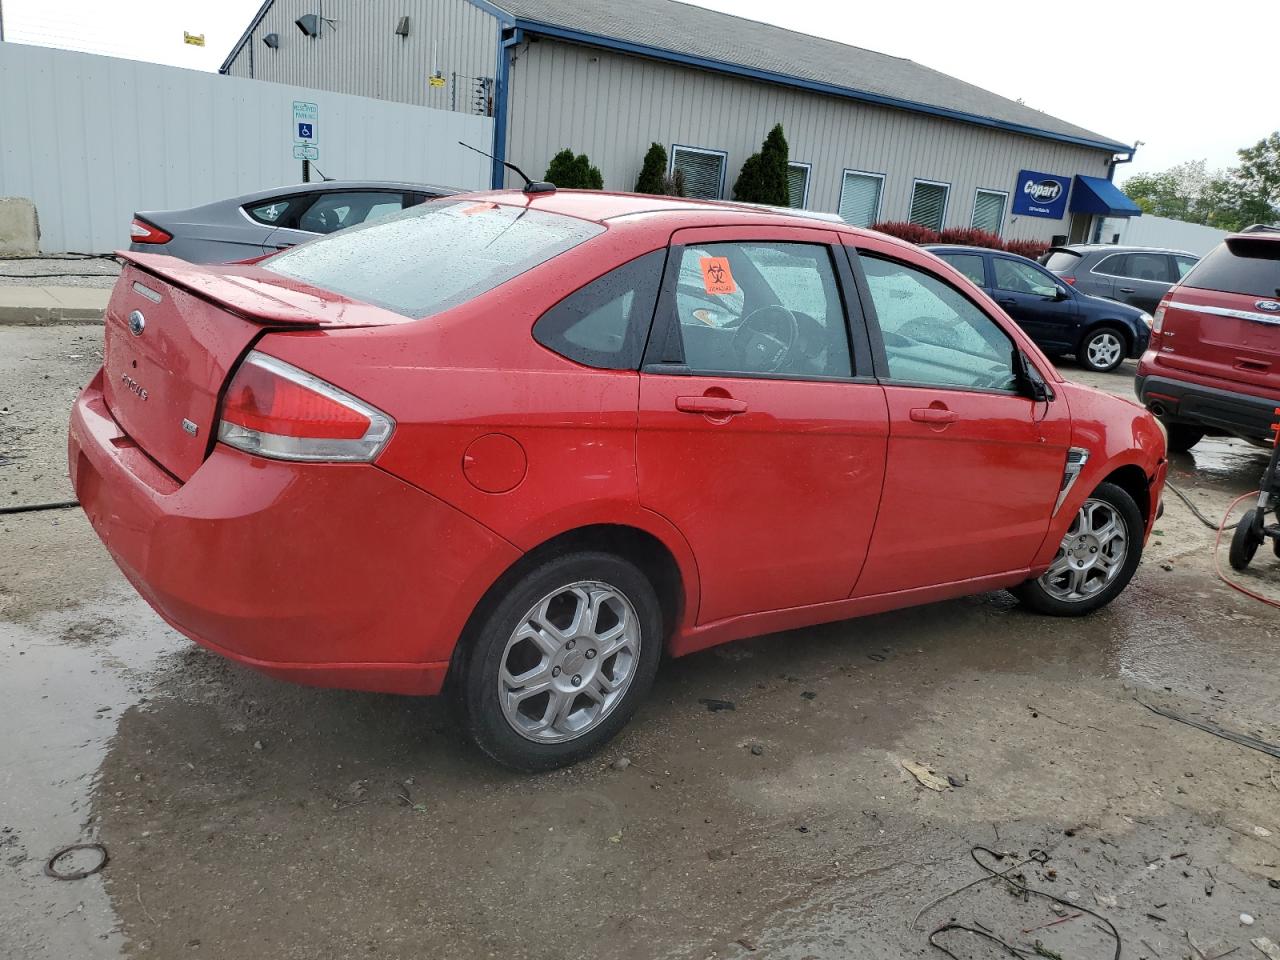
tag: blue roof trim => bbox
[1071,175,1143,217]
[512,18,1132,155]
[219,0,275,74]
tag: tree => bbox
[544,149,604,190]
[732,123,790,205]
[635,143,668,194]
[1232,130,1280,226]
[1122,160,1212,221]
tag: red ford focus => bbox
[70,190,1167,770]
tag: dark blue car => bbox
[924,245,1152,372]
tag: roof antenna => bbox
[458,142,556,194]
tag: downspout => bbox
[1093,143,1138,242]
[490,25,521,189]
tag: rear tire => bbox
[1229,510,1262,571]
[1078,326,1128,373]
[1163,422,1204,454]
[1014,482,1144,616]
[456,551,663,772]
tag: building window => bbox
[909,179,949,231]
[838,170,884,227]
[972,189,1008,236]
[787,162,811,208]
[671,145,727,200]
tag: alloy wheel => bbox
[1086,331,1123,370]
[498,581,641,743]
[1039,498,1129,602]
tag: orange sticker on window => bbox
[699,256,737,295]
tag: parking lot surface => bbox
[3,325,1278,959]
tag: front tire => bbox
[457,551,663,772]
[1078,326,1127,373]
[1014,482,1144,616]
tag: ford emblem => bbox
[1257,300,1280,313]
[128,310,146,336]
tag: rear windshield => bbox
[265,199,603,318]
[1181,237,1280,299]
[1042,250,1082,272]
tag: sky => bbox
[2,0,1271,181]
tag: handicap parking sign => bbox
[292,101,318,146]
[298,122,313,140]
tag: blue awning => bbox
[1070,175,1143,217]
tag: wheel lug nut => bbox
[572,674,582,686]
[1091,547,1097,553]
[552,666,561,677]
[585,649,596,660]
[566,640,575,650]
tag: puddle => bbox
[0,591,181,960]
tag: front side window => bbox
[671,146,726,200]
[533,251,664,370]
[861,254,1018,392]
[267,200,604,318]
[972,189,1007,235]
[671,242,851,378]
[838,171,884,228]
[939,253,987,287]
[909,180,949,232]
[298,191,405,234]
[993,257,1060,297]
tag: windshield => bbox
[1180,238,1280,299]
[265,199,603,318]
[1042,250,1081,272]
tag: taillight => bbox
[129,217,172,244]
[217,352,394,462]
[1152,296,1170,334]
[1061,276,1076,286]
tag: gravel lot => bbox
[0,256,121,288]
[2,325,1278,960]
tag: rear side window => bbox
[1043,250,1081,272]
[533,251,664,370]
[938,253,986,287]
[1181,238,1280,299]
[246,196,303,225]
[297,191,405,234]
[266,200,603,318]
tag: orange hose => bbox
[1212,490,1280,609]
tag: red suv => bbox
[69,191,1167,769]
[1136,226,1280,451]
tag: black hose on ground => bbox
[0,500,80,516]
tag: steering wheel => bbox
[731,305,799,374]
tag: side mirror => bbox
[1014,351,1052,402]
[1053,286,1070,301]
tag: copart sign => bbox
[1011,169,1070,219]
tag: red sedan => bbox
[70,190,1167,770]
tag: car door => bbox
[989,254,1079,352]
[844,236,1071,596]
[1107,252,1175,312]
[637,225,890,625]
[263,190,410,250]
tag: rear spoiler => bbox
[116,250,401,328]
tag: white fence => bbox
[1098,213,1229,256]
[0,43,493,253]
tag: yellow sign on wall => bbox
[184,32,206,47]
[428,75,446,88]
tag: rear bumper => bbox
[1135,361,1279,442]
[68,369,520,695]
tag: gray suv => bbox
[1041,245,1199,313]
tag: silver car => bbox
[129,180,459,263]
[1040,244,1199,314]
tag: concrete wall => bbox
[222,0,498,117]
[504,38,1115,242]
[1097,213,1229,257]
[0,43,493,253]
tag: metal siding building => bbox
[221,0,1134,242]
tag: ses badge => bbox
[1011,169,1070,220]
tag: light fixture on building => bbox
[295,14,320,37]
[394,16,410,37]
[262,32,280,48]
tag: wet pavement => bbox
[3,327,1278,960]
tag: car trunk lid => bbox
[1153,237,1280,394]
[102,252,405,482]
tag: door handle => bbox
[676,395,748,416]
[1118,287,1136,293]
[998,298,1017,306]
[910,407,959,425]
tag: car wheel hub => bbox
[1039,498,1128,601]
[1088,333,1122,368]
[498,581,640,744]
